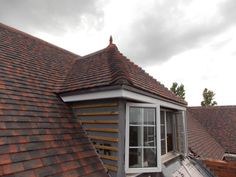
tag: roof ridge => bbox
[117,51,186,104]
[57,45,115,93]
[78,47,108,60]
[0,22,80,57]
[134,60,185,102]
[105,44,186,104]
[106,44,133,85]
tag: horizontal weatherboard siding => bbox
[71,99,120,177]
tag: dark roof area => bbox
[59,43,186,105]
[187,110,225,159]
[188,106,236,154]
[0,23,108,177]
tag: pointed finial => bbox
[109,35,113,45]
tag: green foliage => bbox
[170,82,185,100]
[201,88,217,106]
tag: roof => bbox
[162,157,215,177]
[187,109,225,160]
[0,23,108,177]
[0,22,186,176]
[203,159,236,177]
[59,43,186,105]
[187,106,236,154]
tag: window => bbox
[161,110,175,155]
[125,103,161,173]
[125,103,186,174]
[161,110,187,156]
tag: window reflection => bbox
[161,110,174,155]
[144,127,156,147]
[129,107,157,168]
[129,148,142,168]
[130,107,142,125]
[130,126,142,146]
[144,148,157,167]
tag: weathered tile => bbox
[0,23,109,177]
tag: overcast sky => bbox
[1,0,236,106]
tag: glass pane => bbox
[130,107,142,125]
[144,127,156,147]
[166,112,173,152]
[161,111,165,124]
[167,133,173,152]
[175,111,185,154]
[130,126,142,146]
[144,108,155,125]
[129,148,142,168]
[161,125,165,139]
[166,112,173,120]
[144,148,157,167]
[161,140,166,155]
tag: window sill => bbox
[161,152,180,163]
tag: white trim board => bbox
[60,89,186,111]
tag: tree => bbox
[170,82,185,100]
[201,88,217,106]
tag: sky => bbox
[0,0,236,106]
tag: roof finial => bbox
[109,35,113,45]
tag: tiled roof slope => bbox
[187,109,225,159]
[203,159,236,177]
[60,44,186,105]
[0,23,108,177]
[188,106,236,154]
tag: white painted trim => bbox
[61,89,186,111]
[156,105,161,171]
[61,89,123,102]
[125,103,129,173]
[224,153,236,158]
[161,152,180,163]
[125,103,161,174]
[183,111,188,156]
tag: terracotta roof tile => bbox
[187,109,225,159]
[0,154,11,165]
[0,23,107,176]
[60,44,186,105]
[203,159,236,177]
[188,106,236,154]
[1,21,186,176]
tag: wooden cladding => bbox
[80,120,118,124]
[94,144,118,152]
[77,111,119,116]
[88,135,119,142]
[72,100,120,176]
[84,127,118,133]
[104,164,118,172]
[100,154,118,161]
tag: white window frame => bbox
[125,103,161,173]
[160,110,175,156]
